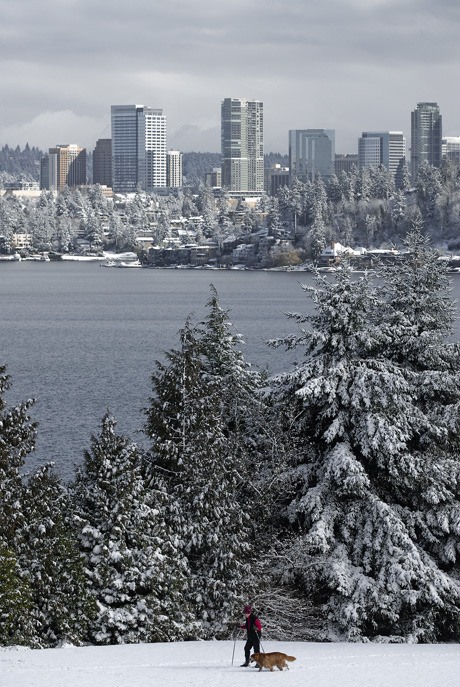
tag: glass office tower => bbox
[111,104,167,193]
[410,102,442,178]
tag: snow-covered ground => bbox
[2,639,460,687]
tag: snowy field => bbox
[2,640,460,687]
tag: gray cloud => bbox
[0,0,458,155]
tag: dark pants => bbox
[244,633,260,662]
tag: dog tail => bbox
[286,655,296,662]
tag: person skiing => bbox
[240,604,262,667]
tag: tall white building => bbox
[111,104,167,193]
[166,150,183,188]
[221,98,264,195]
[289,129,335,182]
[358,131,406,188]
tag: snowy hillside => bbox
[2,639,460,687]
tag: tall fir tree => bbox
[0,366,37,547]
[373,228,460,575]
[144,289,265,637]
[71,413,193,644]
[0,365,37,645]
[377,225,457,370]
[268,265,460,641]
[20,465,95,647]
[0,545,33,645]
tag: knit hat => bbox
[243,605,252,614]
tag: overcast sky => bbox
[0,0,459,156]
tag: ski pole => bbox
[231,627,238,665]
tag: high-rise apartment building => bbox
[410,102,442,178]
[93,138,112,187]
[289,129,335,183]
[358,131,406,187]
[221,98,264,195]
[166,150,183,188]
[111,104,167,193]
[46,144,86,191]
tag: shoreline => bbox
[4,251,460,274]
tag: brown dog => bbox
[250,651,296,671]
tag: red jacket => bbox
[241,612,262,636]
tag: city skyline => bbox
[37,98,454,193]
[0,0,459,155]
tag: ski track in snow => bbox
[2,640,460,687]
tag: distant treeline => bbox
[0,143,43,182]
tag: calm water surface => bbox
[2,261,460,480]
[0,261,313,479]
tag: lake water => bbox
[0,261,314,479]
[2,261,460,481]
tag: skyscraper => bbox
[289,129,335,183]
[221,98,264,195]
[111,104,167,193]
[410,102,442,178]
[93,138,112,187]
[358,131,406,188]
[47,144,86,191]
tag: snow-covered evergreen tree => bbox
[20,465,94,647]
[0,367,37,549]
[144,289,265,637]
[0,545,33,646]
[377,224,456,370]
[373,227,460,569]
[0,366,37,645]
[326,173,344,206]
[71,413,193,645]
[268,264,460,642]
[198,285,271,523]
[267,197,281,235]
[369,164,395,200]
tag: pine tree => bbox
[369,164,395,200]
[377,224,456,370]
[71,413,192,644]
[199,285,270,527]
[0,366,37,549]
[326,173,344,206]
[267,197,281,235]
[144,290,265,637]
[416,161,443,226]
[200,286,254,418]
[0,366,37,645]
[268,265,460,641]
[20,465,94,647]
[373,228,460,572]
[0,545,34,646]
